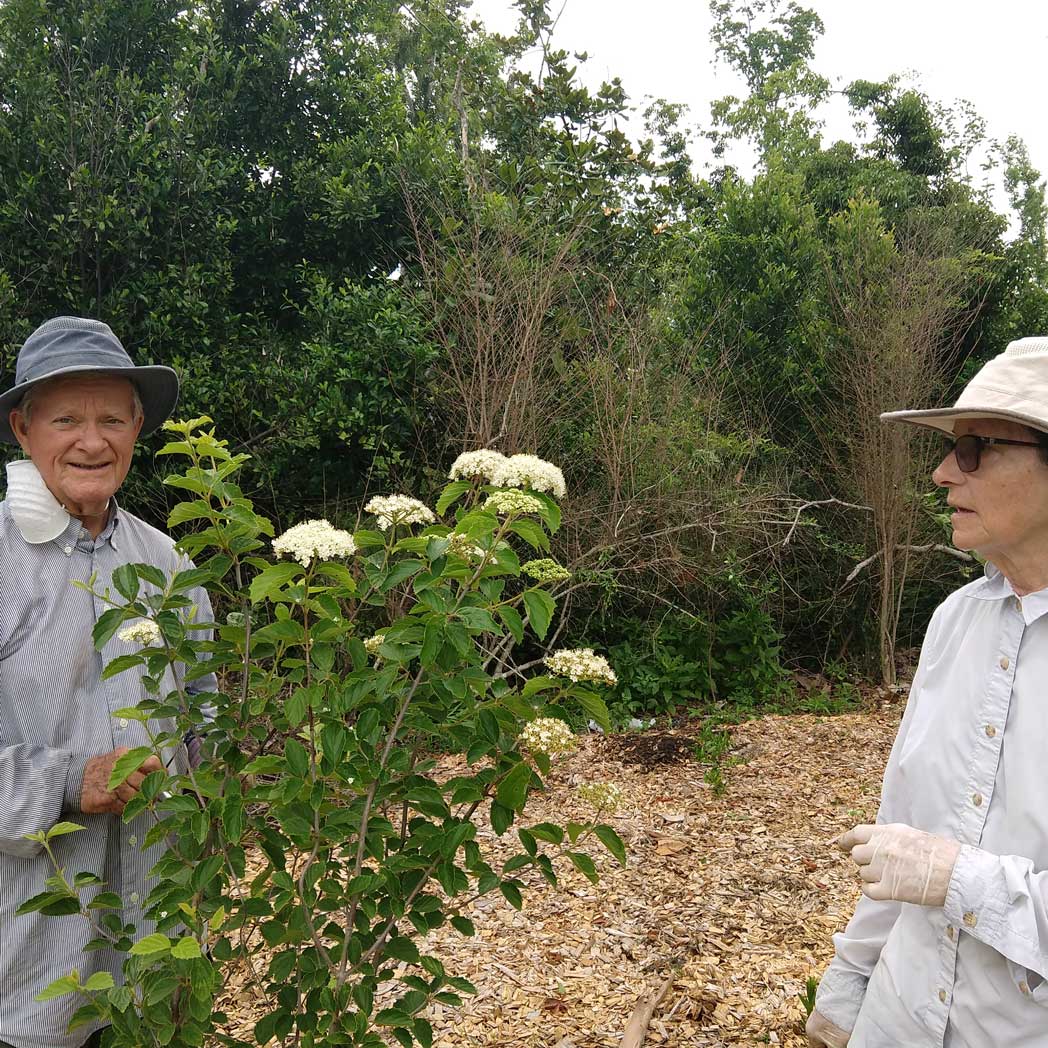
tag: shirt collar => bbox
[48,499,122,552]
[968,562,1048,625]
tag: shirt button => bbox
[985,724,997,738]
[946,925,955,940]
[938,988,947,1003]
[999,656,1010,670]
[963,911,978,928]
[120,719,129,729]
[129,835,137,847]
[63,545,73,555]
[129,892,139,905]
[973,793,983,807]
[1020,981,1031,995]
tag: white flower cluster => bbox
[448,449,507,483]
[446,532,486,560]
[518,716,577,757]
[273,519,357,566]
[484,490,544,517]
[577,781,625,813]
[544,648,618,686]
[491,454,566,499]
[118,619,162,646]
[522,558,571,584]
[363,634,385,655]
[364,494,436,531]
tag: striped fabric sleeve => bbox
[0,743,76,857]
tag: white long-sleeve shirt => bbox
[816,566,1048,1046]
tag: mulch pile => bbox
[222,704,903,1046]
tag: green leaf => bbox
[456,607,500,633]
[249,562,303,603]
[499,881,523,909]
[594,824,627,866]
[107,748,154,790]
[522,590,555,640]
[573,688,611,733]
[101,653,146,680]
[477,709,500,746]
[436,480,471,515]
[490,800,514,835]
[374,1008,413,1026]
[450,915,475,937]
[496,605,524,644]
[112,564,140,601]
[384,936,421,964]
[167,499,214,528]
[509,519,549,551]
[285,687,309,728]
[379,559,425,593]
[46,822,86,840]
[414,1017,434,1048]
[87,892,122,910]
[521,676,558,698]
[567,851,599,884]
[529,822,564,845]
[129,933,172,957]
[496,762,532,813]
[93,608,130,650]
[83,971,116,992]
[172,566,216,591]
[171,937,203,960]
[420,623,443,666]
[531,491,562,532]
[253,619,304,644]
[135,564,169,589]
[36,974,80,1002]
[16,890,74,916]
[284,737,310,778]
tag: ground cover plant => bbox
[20,421,626,1048]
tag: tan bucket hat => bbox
[881,337,1048,435]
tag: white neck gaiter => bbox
[5,459,70,543]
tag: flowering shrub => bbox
[21,419,623,1048]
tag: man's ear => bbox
[9,409,31,455]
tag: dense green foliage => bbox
[2,0,1047,690]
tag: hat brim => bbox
[0,364,179,444]
[880,406,1048,436]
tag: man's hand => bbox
[805,1008,850,1047]
[839,823,961,907]
[80,748,163,815]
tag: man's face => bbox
[932,417,1048,562]
[9,374,143,522]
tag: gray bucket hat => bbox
[0,316,179,444]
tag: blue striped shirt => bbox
[0,499,214,1048]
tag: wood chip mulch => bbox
[221,705,902,1046]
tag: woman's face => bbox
[932,418,1048,563]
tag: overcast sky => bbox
[466,0,1048,217]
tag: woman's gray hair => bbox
[16,372,144,424]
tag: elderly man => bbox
[807,336,1048,1046]
[0,317,213,1048]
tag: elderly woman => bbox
[807,337,1048,1047]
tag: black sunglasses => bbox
[942,433,1042,473]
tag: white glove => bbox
[839,823,960,907]
[806,1008,850,1047]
